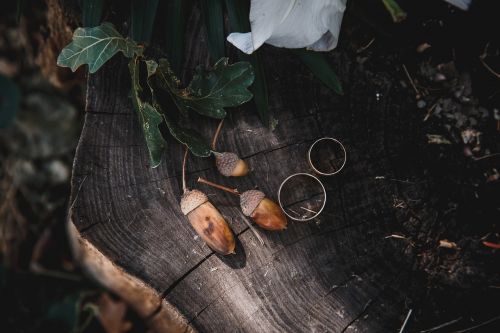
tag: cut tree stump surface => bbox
[69,13,426,333]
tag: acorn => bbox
[214,152,249,177]
[197,177,288,231]
[240,190,288,231]
[180,189,236,255]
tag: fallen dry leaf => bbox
[97,293,133,333]
[439,239,458,249]
[427,134,452,145]
[483,241,500,249]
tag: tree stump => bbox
[67,8,486,333]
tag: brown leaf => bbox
[97,293,133,333]
[483,241,500,249]
[439,239,458,249]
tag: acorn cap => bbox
[240,190,265,216]
[215,152,241,177]
[180,189,208,215]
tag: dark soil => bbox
[347,0,500,330]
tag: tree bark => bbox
[68,7,436,333]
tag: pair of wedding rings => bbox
[277,137,347,221]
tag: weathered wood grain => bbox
[68,8,426,333]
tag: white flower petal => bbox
[307,31,337,52]
[227,0,347,54]
[248,0,296,51]
[227,32,255,54]
[443,0,472,10]
[266,0,343,49]
[307,4,346,51]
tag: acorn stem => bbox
[182,146,189,193]
[211,119,224,150]
[197,177,240,196]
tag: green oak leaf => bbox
[145,59,158,78]
[129,58,166,167]
[58,22,143,73]
[144,60,212,157]
[152,58,185,114]
[144,59,158,97]
[156,57,254,119]
[163,115,212,157]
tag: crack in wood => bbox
[325,275,357,297]
[339,298,374,333]
[282,192,325,209]
[161,252,215,299]
[179,221,372,327]
[186,292,219,327]
[241,140,311,160]
[306,275,358,321]
[79,220,101,233]
[160,227,251,300]
[74,140,316,193]
[143,299,164,322]
[340,265,408,333]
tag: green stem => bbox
[381,0,407,23]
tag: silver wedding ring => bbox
[278,173,327,221]
[307,137,347,176]
[278,137,347,221]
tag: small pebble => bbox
[417,100,427,109]
[434,73,446,81]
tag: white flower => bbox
[227,0,347,54]
[443,0,471,11]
